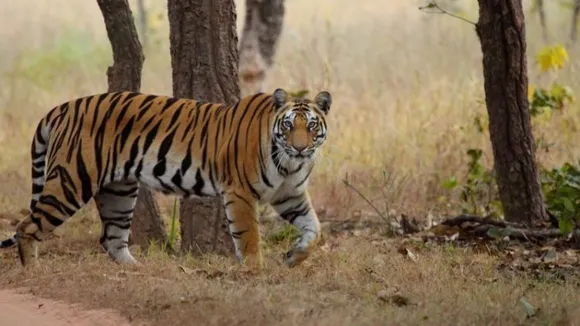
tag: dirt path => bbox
[0,289,137,326]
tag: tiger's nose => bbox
[293,144,307,153]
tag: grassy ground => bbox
[1,0,580,324]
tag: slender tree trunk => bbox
[137,0,149,49]
[536,0,548,43]
[97,0,168,248]
[475,0,548,225]
[238,0,285,96]
[167,0,240,255]
[571,0,580,42]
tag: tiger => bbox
[0,88,331,269]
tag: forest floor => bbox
[1,198,580,326]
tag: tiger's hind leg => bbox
[16,178,86,267]
[93,181,139,264]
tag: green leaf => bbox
[519,296,536,319]
[442,176,458,190]
[559,216,574,235]
[561,197,575,212]
[487,226,511,239]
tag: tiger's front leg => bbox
[271,191,321,267]
[222,191,262,269]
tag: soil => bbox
[0,289,138,326]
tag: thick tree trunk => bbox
[167,0,240,255]
[238,0,285,96]
[476,0,548,225]
[97,0,168,248]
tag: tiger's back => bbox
[1,88,332,269]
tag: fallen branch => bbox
[438,214,580,242]
[441,214,526,229]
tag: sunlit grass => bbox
[2,0,580,217]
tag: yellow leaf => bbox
[528,85,535,102]
[536,44,569,72]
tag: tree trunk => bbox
[475,0,548,225]
[238,0,285,96]
[571,0,580,42]
[137,0,149,49]
[97,0,168,248]
[167,0,240,255]
[535,0,548,43]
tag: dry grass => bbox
[1,0,580,324]
[1,213,580,325]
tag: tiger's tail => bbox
[0,113,51,249]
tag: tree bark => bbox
[167,0,240,255]
[97,0,168,248]
[475,0,548,225]
[238,0,285,96]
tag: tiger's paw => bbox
[16,235,39,268]
[283,247,310,268]
[242,253,264,271]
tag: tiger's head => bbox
[271,88,331,162]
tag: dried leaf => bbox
[446,232,459,241]
[543,248,558,263]
[178,265,197,275]
[406,248,418,262]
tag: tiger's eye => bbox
[283,120,292,128]
[307,121,317,129]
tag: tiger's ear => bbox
[273,88,289,110]
[314,91,332,114]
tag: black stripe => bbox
[76,145,93,203]
[180,138,194,172]
[119,116,136,152]
[135,159,144,179]
[38,195,76,216]
[158,128,177,160]
[114,92,140,129]
[90,93,110,135]
[34,121,46,146]
[101,186,138,197]
[32,183,43,194]
[143,121,162,155]
[295,167,313,188]
[271,193,304,206]
[279,201,310,224]
[192,168,205,196]
[136,95,159,120]
[32,169,44,179]
[109,132,120,183]
[124,137,140,179]
[231,192,253,209]
[231,230,248,239]
[166,103,185,131]
[161,97,179,113]
[35,207,64,227]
